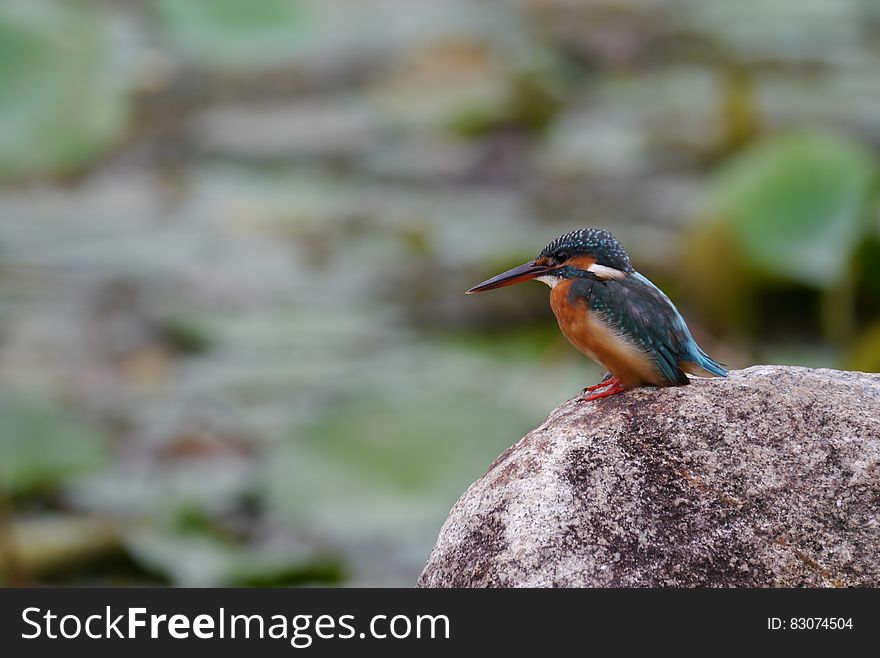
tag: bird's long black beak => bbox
[466,260,550,294]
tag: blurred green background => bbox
[1,0,879,587]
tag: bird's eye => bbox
[556,252,568,263]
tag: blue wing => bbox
[571,271,727,384]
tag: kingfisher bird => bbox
[466,228,728,401]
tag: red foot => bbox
[579,380,626,402]
[582,376,619,393]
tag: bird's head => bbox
[466,228,633,294]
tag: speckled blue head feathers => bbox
[538,228,633,273]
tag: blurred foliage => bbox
[0,397,108,496]
[447,65,564,137]
[1,0,879,587]
[708,132,877,288]
[0,0,129,181]
[846,321,880,373]
[151,0,312,72]
[125,530,343,587]
[268,394,532,533]
[689,131,880,347]
[158,314,215,356]
[715,67,761,157]
[263,389,548,583]
[0,516,120,583]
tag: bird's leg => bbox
[582,372,614,393]
[579,379,627,402]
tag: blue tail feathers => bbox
[694,347,728,377]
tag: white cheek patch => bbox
[536,275,562,288]
[587,264,626,280]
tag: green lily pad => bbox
[708,131,878,288]
[0,1,130,181]
[151,0,312,71]
[265,392,534,580]
[0,397,108,495]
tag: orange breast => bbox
[549,279,665,388]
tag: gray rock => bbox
[417,366,880,587]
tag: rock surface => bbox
[417,366,880,587]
